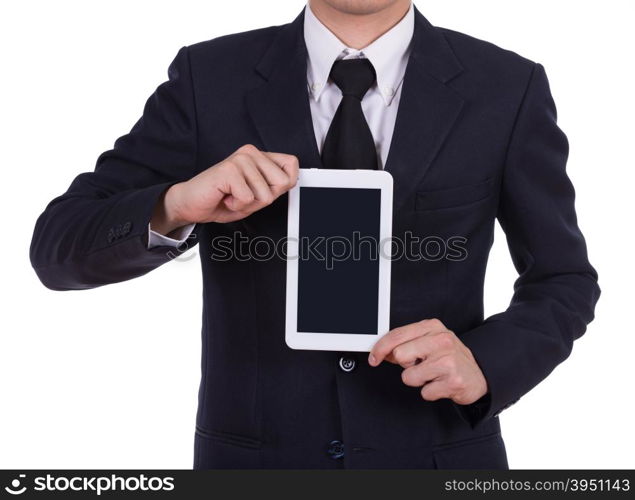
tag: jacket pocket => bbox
[195,426,262,449]
[194,426,262,469]
[415,177,495,211]
[432,431,508,469]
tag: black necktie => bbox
[321,58,379,170]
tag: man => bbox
[30,0,599,469]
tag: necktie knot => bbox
[329,58,376,101]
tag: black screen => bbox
[297,187,381,334]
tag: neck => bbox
[308,0,411,49]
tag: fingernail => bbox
[368,353,376,366]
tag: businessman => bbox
[30,0,599,469]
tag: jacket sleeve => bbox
[30,45,200,290]
[455,63,601,427]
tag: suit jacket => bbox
[30,6,600,469]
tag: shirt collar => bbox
[303,2,414,106]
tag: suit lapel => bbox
[384,6,465,212]
[245,8,322,169]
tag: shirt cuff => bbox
[147,222,195,249]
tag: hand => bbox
[151,144,299,234]
[368,318,488,405]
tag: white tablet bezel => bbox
[285,168,393,352]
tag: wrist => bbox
[151,183,189,236]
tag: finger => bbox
[420,380,450,402]
[369,323,425,367]
[369,318,447,367]
[394,330,459,368]
[417,318,448,332]
[223,173,254,211]
[253,153,293,192]
[390,335,438,368]
[239,161,275,206]
[401,359,444,387]
[263,152,299,185]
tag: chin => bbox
[320,0,404,16]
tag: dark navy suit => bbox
[30,6,600,468]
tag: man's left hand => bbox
[368,318,488,405]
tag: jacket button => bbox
[338,357,356,372]
[327,440,345,459]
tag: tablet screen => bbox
[297,187,381,335]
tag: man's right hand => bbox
[151,144,299,235]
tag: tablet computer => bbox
[285,168,393,352]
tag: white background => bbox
[1,0,633,469]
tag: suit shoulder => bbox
[438,27,536,76]
[186,24,283,62]
[183,24,286,78]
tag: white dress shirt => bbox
[304,2,413,169]
[148,1,414,248]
